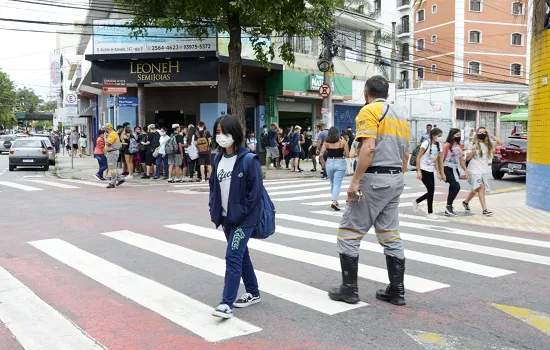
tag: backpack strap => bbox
[378,105,390,123]
[242,152,255,178]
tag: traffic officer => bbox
[328,76,410,306]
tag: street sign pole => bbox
[114,94,119,127]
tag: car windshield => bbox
[506,138,527,149]
[14,140,43,148]
[0,135,16,141]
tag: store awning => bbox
[501,106,528,122]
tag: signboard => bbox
[276,97,296,103]
[308,74,335,92]
[103,86,127,94]
[49,53,61,94]
[107,97,139,108]
[65,94,77,104]
[92,19,217,55]
[428,103,442,113]
[103,78,126,87]
[92,59,219,85]
[319,84,332,98]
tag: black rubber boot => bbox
[328,254,360,304]
[375,255,406,306]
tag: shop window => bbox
[510,63,522,76]
[511,33,523,46]
[468,61,481,75]
[469,30,482,44]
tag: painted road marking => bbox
[268,185,335,196]
[25,179,80,189]
[303,200,413,207]
[167,224,449,293]
[29,238,261,342]
[403,329,517,349]
[0,265,103,349]
[168,190,209,195]
[103,230,367,315]
[0,181,42,191]
[275,226,514,278]
[272,190,435,202]
[265,180,351,192]
[278,214,550,266]
[492,304,550,336]
[59,179,108,187]
[171,178,326,189]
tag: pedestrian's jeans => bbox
[155,154,169,179]
[326,158,346,201]
[94,153,107,178]
[221,222,260,308]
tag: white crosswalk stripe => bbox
[102,230,367,315]
[28,238,262,342]
[0,266,103,349]
[0,181,42,191]
[25,179,80,189]
[278,213,550,266]
[166,223,449,293]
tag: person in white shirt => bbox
[246,131,257,153]
[154,127,170,180]
[413,127,445,219]
[462,127,504,216]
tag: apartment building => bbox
[406,0,529,88]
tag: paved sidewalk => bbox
[434,190,550,235]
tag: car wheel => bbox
[492,169,505,180]
[9,165,15,171]
[49,160,55,165]
[43,164,50,171]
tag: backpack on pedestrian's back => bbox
[409,144,422,167]
[196,130,210,154]
[242,153,276,239]
[128,138,139,154]
[165,135,178,155]
[260,133,269,148]
[188,135,199,160]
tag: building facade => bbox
[409,0,530,87]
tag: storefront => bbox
[265,70,353,130]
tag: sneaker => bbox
[212,304,233,319]
[412,199,420,213]
[141,175,150,179]
[445,205,457,217]
[427,213,440,220]
[125,175,133,180]
[462,201,470,211]
[115,179,126,187]
[93,174,102,181]
[233,293,261,308]
[483,209,494,216]
[106,184,115,189]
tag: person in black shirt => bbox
[196,121,213,182]
[167,124,185,182]
[140,124,159,179]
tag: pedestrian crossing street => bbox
[1,203,549,347]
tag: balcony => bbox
[397,23,410,35]
[396,0,410,9]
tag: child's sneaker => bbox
[212,304,233,319]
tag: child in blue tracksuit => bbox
[209,115,263,319]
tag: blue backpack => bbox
[242,153,276,239]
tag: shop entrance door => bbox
[155,111,185,129]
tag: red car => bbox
[491,134,527,179]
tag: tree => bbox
[39,100,57,113]
[0,71,17,129]
[115,0,345,124]
[16,87,43,114]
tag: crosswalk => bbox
[1,206,549,348]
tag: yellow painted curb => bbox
[492,303,550,336]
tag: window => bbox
[417,9,425,22]
[417,39,425,51]
[469,30,482,43]
[336,26,363,61]
[418,67,425,80]
[470,0,482,12]
[431,64,437,73]
[511,63,522,76]
[399,15,410,34]
[400,43,410,61]
[468,61,481,75]
[432,5,438,13]
[432,35,437,43]
[512,2,524,15]
[511,33,523,46]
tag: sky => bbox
[0,0,87,101]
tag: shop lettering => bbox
[130,61,180,81]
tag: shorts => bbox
[266,146,280,158]
[291,151,300,159]
[168,153,183,166]
[145,151,155,166]
[198,154,211,166]
[468,173,491,192]
[72,144,78,150]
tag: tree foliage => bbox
[16,87,43,114]
[39,100,57,113]
[115,0,345,123]
[0,71,17,128]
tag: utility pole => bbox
[318,10,337,128]
[391,22,397,84]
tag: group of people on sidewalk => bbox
[92,121,214,188]
[413,124,504,219]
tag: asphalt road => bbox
[0,153,547,350]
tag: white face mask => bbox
[216,133,234,148]
[436,136,442,142]
[160,131,166,136]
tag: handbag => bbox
[188,136,199,160]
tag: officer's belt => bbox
[365,167,401,174]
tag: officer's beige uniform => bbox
[336,99,410,259]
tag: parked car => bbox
[9,137,50,171]
[31,135,56,165]
[0,135,16,154]
[492,135,527,179]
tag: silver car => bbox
[0,135,16,154]
[9,137,50,171]
[32,136,56,165]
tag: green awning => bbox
[501,106,528,122]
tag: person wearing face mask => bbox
[154,127,170,180]
[442,128,469,216]
[413,127,445,220]
[463,127,503,216]
[209,115,265,319]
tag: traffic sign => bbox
[65,94,77,104]
[103,86,127,94]
[319,84,332,98]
